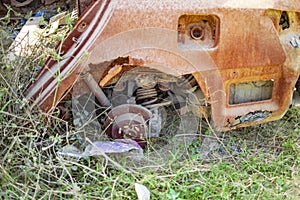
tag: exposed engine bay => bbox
[72,68,203,148]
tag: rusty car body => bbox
[24,0,300,142]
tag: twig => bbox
[204,116,238,167]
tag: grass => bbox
[0,11,300,200]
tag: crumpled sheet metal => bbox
[25,0,300,130]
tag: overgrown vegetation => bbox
[0,10,299,200]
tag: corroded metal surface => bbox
[103,104,151,142]
[25,0,300,131]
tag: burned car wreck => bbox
[24,0,300,150]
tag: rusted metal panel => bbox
[25,0,300,131]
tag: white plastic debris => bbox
[135,183,150,200]
[6,16,44,61]
[57,139,143,159]
[83,140,142,156]
[48,11,68,34]
[58,145,83,158]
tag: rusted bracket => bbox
[82,72,111,107]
